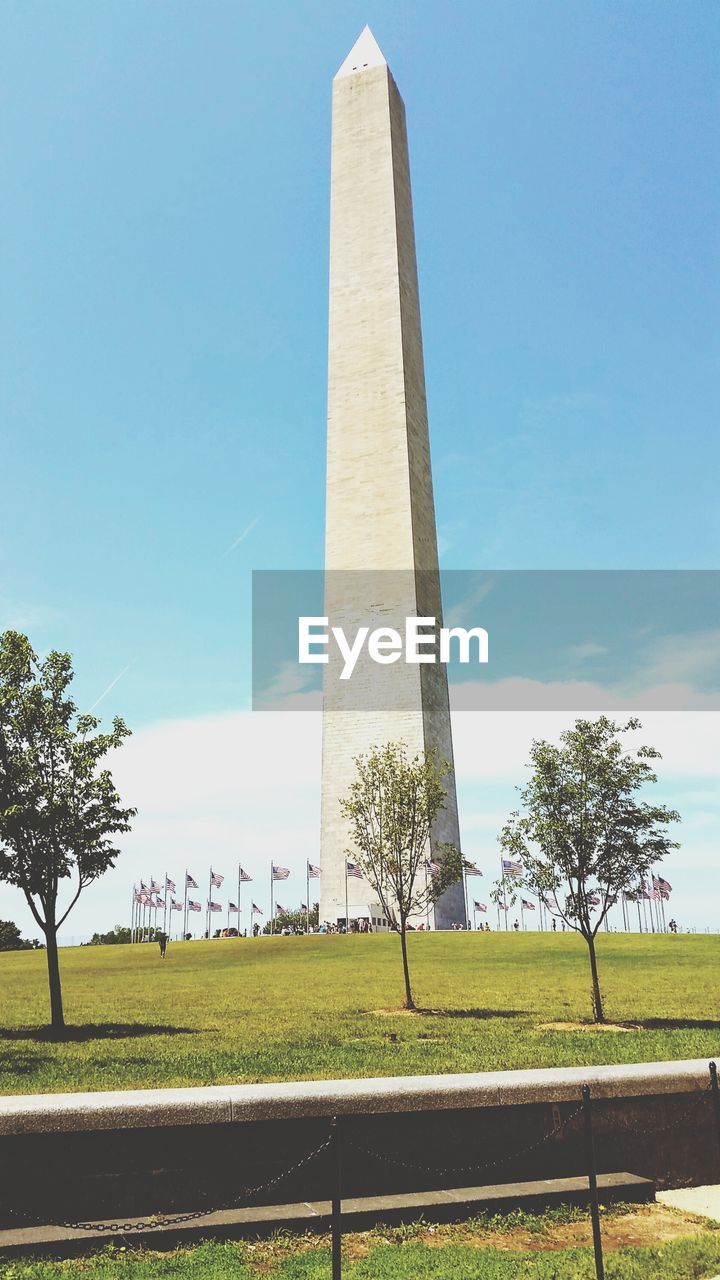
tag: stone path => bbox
[658,1184,720,1222]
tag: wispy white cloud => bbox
[0,597,57,633]
[638,628,720,688]
[4,701,719,939]
[256,660,322,709]
[564,642,608,661]
[444,576,495,629]
[87,665,131,713]
[222,517,260,557]
[449,676,720,713]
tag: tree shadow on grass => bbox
[0,1052,52,1075]
[630,1017,720,1032]
[415,1007,529,1020]
[0,1023,200,1044]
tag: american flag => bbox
[502,858,523,876]
[275,903,288,915]
[308,863,321,878]
[346,861,363,879]
[165,877,176,893]
[210,870,224,888]
[186,873,198,889]
[586,892,601,906]
[654,874,672,896]
[464,862,482,876]
[300,902,308,911]
[238,867,252,882]
[643,887,659,901]
[521,899,536,911]
[155,896,165,909]
[171,899,182,911]
[251,902,263,915]
[187,900,201,912]
[149,878,161,893]
[543,893,559,909]
[623,889,639,902]
[272,864,290,881]
[425,859,441,877]
[607,893,618,906]
[473,901,487,912]
[134,889,143,904]
[140,881,148,891]
[229,902,238,913]
[208,900,222,912]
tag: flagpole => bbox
[163,872,168,938]
[238,864,242,938]
[306,863,310,935]
[520,900,525,931]
[425,864,431,930]
[654,873,663,932]
[500,853,508,930]
[344,862,349,932]
[183,870,188,941]
[270,863,274,936]
[462,868,469,931]
[131,886,135,943]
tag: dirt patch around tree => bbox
[539,1020,639,1033]
[241,1204,716,1268]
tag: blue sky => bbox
[1,1,718,939]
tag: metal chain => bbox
[7,1133,333,1235]
[345,1101,585,1180]
[617,1087,712,1138]
[5,1081,715,1238]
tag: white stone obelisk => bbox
[319,28,465,931]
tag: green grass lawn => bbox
[3,1210,720,1280]
[0,932,718,1095]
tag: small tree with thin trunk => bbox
[340,740,463,1010]
[0,631,136,1035]
[500,716,679,1023]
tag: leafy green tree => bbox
[0,631,136,1034]
[88,924,132,946]
[263,903,319,935]
[0,919,39,951]
[500,716,679,1022]
[340,741,463,1010]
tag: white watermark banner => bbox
[251,570,720,712]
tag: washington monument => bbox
[319,28,466,930]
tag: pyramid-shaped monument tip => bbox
[334,26,388,80]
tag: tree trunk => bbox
[399,925,415,1010]
[44,922,65,1036]
[586,932,605,1023]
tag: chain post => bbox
[582,1084,605,1280]
[709,1062,720,1171]
[331,1116,342,1280]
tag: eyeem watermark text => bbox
[299,616,489,680]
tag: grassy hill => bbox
[0,931,717,1095]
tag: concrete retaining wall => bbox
[0,1058,716,1226]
